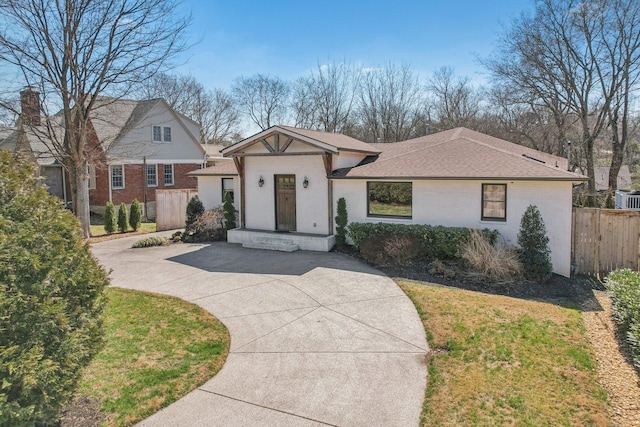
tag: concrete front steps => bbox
[227,228,336,252]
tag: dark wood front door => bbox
[275,175,296,231]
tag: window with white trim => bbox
[163,164,174,186]
[163,126,171,142]
[152,126,162,142]
[111,165,124,189]
[146,164,157,187]
[481,184,507,221]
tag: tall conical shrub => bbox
[223,192,236,230]
[517,205,552,281]
[104,201,116,234]
[117,202,128,233]
[129,199,142,231]
[335,197,348,248]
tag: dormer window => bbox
[152,125,171,142]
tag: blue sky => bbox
[174,0,533,91]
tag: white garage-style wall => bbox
[333,178,574,277]
[195,175,240,212]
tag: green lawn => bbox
[398,280,609,427]
[89,222,156,237]
[78,287,229,426]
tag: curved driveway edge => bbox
[92,235,428,426]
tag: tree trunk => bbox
[75,161,91,238]
[584,136,597,207]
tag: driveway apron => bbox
[91,235,428,427]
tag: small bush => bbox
[348,222,499,260]
[359,233,421,266]
[104,201,116,234]
[335,197,348,248]
[605,269,640,368]
[461,230,522,281]
[223,192,236,230]
[129,199,142,231]
[429,259,457,279]
[517,205,552,281]
[186,195,205,228]
[117,202,128,233]
[183,209,225,243]
[171,230,183,242]
[131,236,170,248]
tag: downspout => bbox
[143,156,148,220]
[108,164,113,203]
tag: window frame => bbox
[163,126,172,142]
[481,183,507,222]
[222,177,234,203]
[163,164,174,186]
[146,164,158,187]
[152,126,162,142]
[366,181,413,219]
[111,165,125,190]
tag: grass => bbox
[89,222,156,237]
[78,287,229,426]
[397,280,609,426]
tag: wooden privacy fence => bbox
[572,208,640,276]
[156,189,198,231]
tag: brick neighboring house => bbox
[0,89,205,219]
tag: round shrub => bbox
[129,199,142,231]
[0,150,108,425]
[104,201,116,234]
[517,205,552,281]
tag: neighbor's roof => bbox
[594,165,632,191]
[332,127,586,181]
[222,125,380,156]
[188,161,238,176]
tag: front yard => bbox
[399,280,609,425]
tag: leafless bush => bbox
[460,230,522,281]
[360,233,420,266]
[184,208,225,242]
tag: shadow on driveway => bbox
[167,241,385,277]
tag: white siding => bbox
[333,179,574,277]
[196,175,240,212]
[333,152,368,170]
[109,102,204,162]
[244,155,329,234]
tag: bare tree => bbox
[139,73,240,144]
[484,0,640,206]
[0,0,190,236]
[291,61,360,133]
[427,66,482,131]
[231,74,290,130]
[356,63,426,143]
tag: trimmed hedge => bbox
[348,222,499,260]
[605,269,640,369]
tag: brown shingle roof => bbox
[333,127,584,181]
[223,125,380,156]
[188,161,237,176]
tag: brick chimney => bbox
[20,87,41,126]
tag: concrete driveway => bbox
[92,234,428,426]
